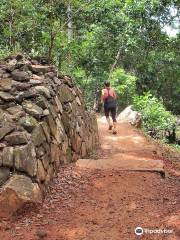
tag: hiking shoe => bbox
[113,130,117,135]
[109,125,113,130]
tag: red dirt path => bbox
[0,120,179,240]
[77,119,164,171]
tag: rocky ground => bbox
[0,120,179,240]
[0,166,179,240]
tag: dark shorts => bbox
[104,106,117,122]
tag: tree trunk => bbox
[111,49,121,72]
[48,29,55,63]
[67,2,73,42]
[109,48,121,78]
[9,2,14,51]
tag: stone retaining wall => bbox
[0,55,99,216]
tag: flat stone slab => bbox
[76,158,164,172]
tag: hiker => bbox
[101,81,117,134]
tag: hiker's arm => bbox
[101,90,104,103]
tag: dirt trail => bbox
[0,119,179,240]
[77,118,164,171]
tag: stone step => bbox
[76,158,164,173]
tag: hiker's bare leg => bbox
[112,121,117,134]
[105,108,112,130]
[113,121,117,130]
[106,117,112,129]
[111,108,117,134]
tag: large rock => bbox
[0,175,42,217]
[0,167,10,186]
[30,65,52,74]
[11,69,30,82]
[22,101,43,119]
[5,131,29,145]
[0,122,15,141]
[0,78,12,91]
[12,80,31,91]
[71,134,82,154]
[34,86,51,99]
[32,124,46,146]
[45,164,54,185]
[2,147,14,167]
[47,115,63,143]
[54,96,63,113]
[42,153,50,170]
[19,115,38,132]
[6,105,25,120]
[36,95,49,109]
[15,89,37,103]
[0,91,15,101]
[55,118,65,143]
[50,144,60,165]
[6,105,23,115]
[14,143,37,177]
[6,59,17,72]
[0,113,15,140]
[58,84,75,103]
[117,105,142,128]
[41,121,51,143]
[37,160,46,182]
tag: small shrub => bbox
[133,92,176,137]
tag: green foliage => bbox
[171,144,180,151]
[68,67,96,108]
[0,46,11,59]
[0,0,179,114]
[133,92,176,132]
[110,68,137,110]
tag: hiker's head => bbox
[104,81,110,88]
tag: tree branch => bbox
[60,0,92,31]
[108,48,121,79]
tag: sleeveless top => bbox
[102,88,116,108]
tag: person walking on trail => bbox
[101,81,117,134]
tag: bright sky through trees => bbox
[163,7,179,37]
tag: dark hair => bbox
[104,81,110,87]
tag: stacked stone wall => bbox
[0,55,99,216]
